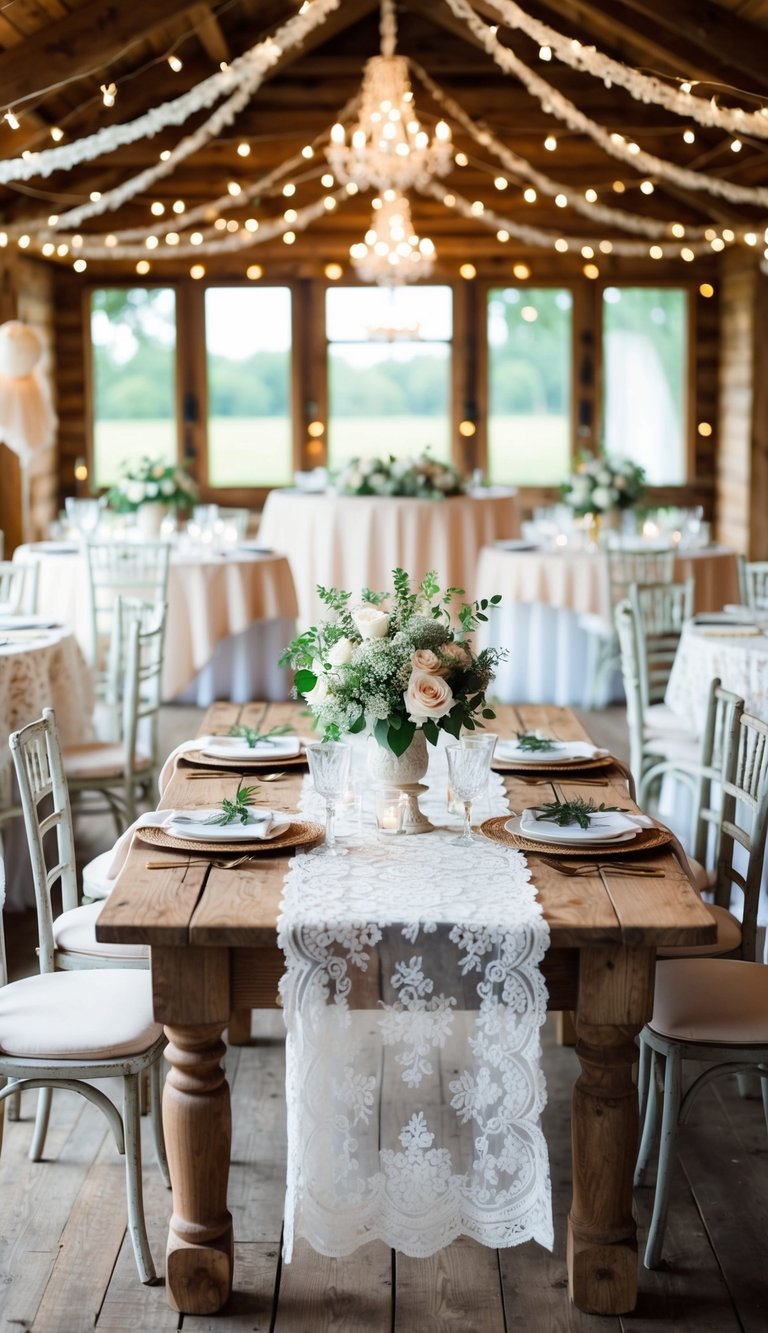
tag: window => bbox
[90,288,177,488]
[487,287,572,485]
[204,286,292,488]
[602,287,688,484]
[326,286,452,467]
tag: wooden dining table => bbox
[96,701,715,1318]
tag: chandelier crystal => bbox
[327,55,452,192]
[349,190,436,286]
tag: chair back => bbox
[0,559,38,615]
[629,579,694,707]
[108,597,167,784]
[690,679,744,868]
[9,708,79,971]
[740,560,768,612]
[615,599,645,787]
[605,547,676,611]
[714,710,768,960]
[85,541,170,679]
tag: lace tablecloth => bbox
[665,623,768,731]
[277,750,552,1261]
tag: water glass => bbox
[306,742,351,854]
[446,743,493,846]
[65,496,101,538]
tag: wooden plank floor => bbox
[2,705,767,1330]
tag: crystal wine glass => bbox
[446,743,493,846]
[306,741,352,855]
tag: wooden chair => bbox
[64,598,167,833]
[614,597,699,806]
[634,711,768,1269]
[581,547,676,708]
[738,557,768,612]
[0,559,38,615]
[1,722,167,1285]
[629,579,694,709]
[85,540,170,694]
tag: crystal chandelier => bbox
[326,0,453,193]
[350,190,436,286]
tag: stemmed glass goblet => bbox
[446,743,493,846]
[306,741,351,856]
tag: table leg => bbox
[568,944,655,1315]
[163,1021,233,1314]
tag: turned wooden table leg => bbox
[151,946,234,1314]
[568,944,655,1316]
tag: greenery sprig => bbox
[534,797,627,830]
[516,732,558,752]
[206,783,260,826]
[228,724,291,748]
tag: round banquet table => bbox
[475,543,741,707]
[665,622,768,732]
[13,543,299,705]
[258,488,521,624]
[1,627,95,911]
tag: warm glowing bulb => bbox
[555,193,568,208]
[160,149,171,161]
[650,245,663,259]
[105,234,118,248]
[226,219,239,233]
[699,282,714,297]
[731,138,742,152]
[494,176,508,190]
[4,109,19,129]
[681,247,695,262]
[301,144,314,158]
[585,188,597,203]
[283,231,296,245]
[459,263,476,279]
[17,234,30,248]
[554,238,569,252]
[539,45,552,61]
[455,151,468,166]
[324,262,343,279]
[683,129,695,144]
[321,173,334,187]
[496,229,510,242]
[544,135,557,151]
[459,419,477,436]
[640,180,654,195]
[581,245,594,258]
[165,232,180,246]
[471,200,484,216]
[246,264,263,280]
[583,263,599,279]
[150,201,165,216]
[523,187,537,203]
[190,264,206,279]
[513,262,530,279]
[244,218,258,232]
[73,258,87,272]
[145,235,159,250]
[172,199,184,214]
[283,182,296,197]
[100,83,116,107]
[671,223,685,238]
[227,181,241,196]
[307,420,325,438]
[50,126,63,142]
[136,260,150,274]
[237,142,251,157]
[744,232,757,246]
[42,242,55,257]
[167,54,183,72]
[612,180,625,193]
[698,421,712,437]
[56,242,68,256]
[190,231,203,245]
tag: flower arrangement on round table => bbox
[333,453,465,500]
[281,569,505,757]
[107,456,198,512]
[561,453,645,516]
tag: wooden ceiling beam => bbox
[616,0,768,90]
[189,4,230,67]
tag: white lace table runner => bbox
[277,750,553,1261]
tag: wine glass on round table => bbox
[306,741,352,856]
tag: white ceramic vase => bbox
[366,729,433,834]
[136,502,170,538]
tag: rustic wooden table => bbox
[97,701,715,1318]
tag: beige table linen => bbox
[258,489,520,624]
[14,546,298,700]
[476,544,740,619]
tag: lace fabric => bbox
[278,747,553,1261]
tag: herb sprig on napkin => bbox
[516,732,558,753]
[206,783,261,825]
[534,797,627,830]
[228,724,292,748]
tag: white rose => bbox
[352,604,389,639]
[411,648,442,674]
[359,458,376,477]
[160,478,175,496]
[145,481,159,498]
[404,670,454,722]
[126,481,145,504]
[591,486,615,511]
[304,673,329,705]
[327,637,355,666]
[596,469,612,486]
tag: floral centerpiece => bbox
[107,456,198,512]
[281,569,504,758]
[333,452,465,499]
[561,452,645,516]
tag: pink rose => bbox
[411,648,442,674]
[404,670,454,723]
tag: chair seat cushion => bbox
[658,904,742,959]
[578,612,613,638]
[644,703,695,738]
[63,743,151,780]
[81,849,114,902]
[650,959,768,1044]
[53,902,148,961]
[644,733,701,765]
[0,970,162,1059]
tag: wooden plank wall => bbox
[715,250,763,557]
[0,255,56,552]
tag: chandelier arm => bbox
[380,0,398,59]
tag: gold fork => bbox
[522,776,609,787]
[144,853,255,870]
[533,854,664,877]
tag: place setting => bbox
[136,783,323,857]
[481,791,673,862]
[491,730,614,777]
[172,724,310,778]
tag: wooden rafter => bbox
[189,4,230,66]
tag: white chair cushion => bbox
[650,959,768,1044]
[0,970,162,1059]
[658,904,742,959]
[579,612,613,638]
[644,733,701,765]
[53,902,148,961]
[644,703,695,739]
[81,849,114,902]
[63,743,151,780]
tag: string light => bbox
[523,187,537,202]
[459,263,476,278]
[165,232,180,245]
[4,110,19,129]
[226,219,239,232]
[136,260,150,274]
[730,139,742,152]
[539,45,552,61]
[544,135,557,151]
[17,234,30,248]
[227,181,241,196]
[283,182,296,196]
[683,129,695,144]
[640,180,654,194]
[584,188,597,202]
[89,190,102,202]
[42,242,55,257]
[73,258,87,272]
[283,230,296,244]
[650,245,663,259]
[105,234,118,247]
[167,55,183,73]
[302,145,314,158]
[554,237,568,251]
[237,142,251,157]
[246,264,263,279]
[455,151,468,166]
[699,282,714,297]
[513,262,530,278]
[190,264,206,279]
[321,172,334,187]
[497,229,509,241]
[244,218,259,232]
[190,231,204,245]
[583,262,599,278]
[494,176,508,189]
[150,201,165,216]
[325,262,343,279]
[555,193,567,207]
[50,126,64,142]
[100,83,117,108]
[172,200,185,214]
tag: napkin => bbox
[495,738,608,765]
[519,807,652,844]
[202,735,302,761]
[158,736,221,793]
[165,808,288,842]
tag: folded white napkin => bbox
[495,738,608,765]
[165,807,288,842]
[202,735,302,761]
[519,807,652,844]
[158,736,220,794]
[107,812,173,878]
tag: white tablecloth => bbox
[666,623,768,732]
[279,745,551,1260]
[476,544,740,707]
[259,490,521,625]
[1,628,94,911]
[14,544,298,704]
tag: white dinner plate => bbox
[507,815,637,847]
[202,735,302,760]
[495,739,604,765]
[165,809,292,841]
